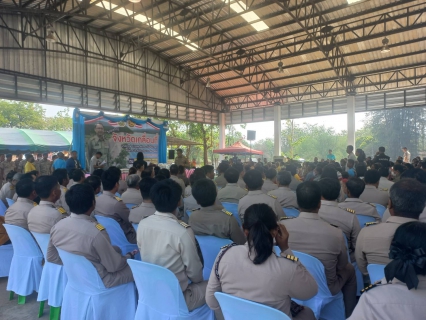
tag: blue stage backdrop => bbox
[72,109,168,169]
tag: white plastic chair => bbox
[282,208,300,217]
[127,259,214,320]
[356,214,376,228]
[195,235,232,280]
[57,248,136,320]
[372,203,386,218]
[221,202,242,226]
[6,198,15,207]
[367,264,386,284]
[0,243,13,277]
[214,292,291,320]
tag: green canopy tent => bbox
[0,128,72,153]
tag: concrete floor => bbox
[0,277,48,320]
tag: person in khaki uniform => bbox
[217,167,247,204]
[268,171,298,208]
[28,176,66,234]
[0,154,16,182]
[214,162,229,189]
[340,177,381,222]
[280,181,357,318]
[234,163,246,189]
[261,168,278,194]
[47,183,135,288]
[121,174,143,205]
[349,221,426,320]
[14,152,23,172]
[169,164,186,197]
[37,153,52,176]
[4,178,37,230]
[129,178,157,224]
[359,169,389,206]
[95,167,136,244]
[206,203,317,320]
[174,148,190,169]
[137,179,207,311]
[318,178,361,263]
[355,179,426,275]
[238,170,284,223]
[52,169,70,214]
[189,179,245,245]
[0,172,20,206]
[86,123,114,170]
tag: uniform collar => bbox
[200,205,220,212]
[103,191,115,197]
[141,202,155,207]
[321,200,338,207]
[364,185,376,189]
[39,200,55,206]
[247,190,263,195]
[344,198,363,203]
[386,216,418,224]
[71,213,92,220]
[299,212,320,220]
[278,186,291,190]
[226,183,238,187]
[17,198,34,205]
[391,275,426,289]
[155,211,178,221]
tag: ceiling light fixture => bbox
[381,37,390,53]
[224,0,268,32]
[278,61,284,73]
[45,25,57,43]
[206,77,211,88]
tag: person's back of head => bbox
[52,169,69,186]
[364,169,381,185]
[347,159,355,167]
[192,179,217,207]
[71,169,85,183]
[389,179,426,219]
[243,169,263,190]
[224,168,239,184]
[128,167,137,175]
[322,166,339,180]
[379,146,386,153]
[386,221,426,290]
[379,167,389,178]
[141,168,153,179]
[35,175,59,199]
[265,168,277,180]
[178,165,186,175]
[285,164,297,176]
[296,181,321,213]
[16,178,35,199]
[277,171,292,187]
[101,168,120,191]
[149,179,181,213]
[218,162,230,174]
[201,165,214,176]
[136,152,144,161]
[233,163,244,175]
[139,177,157,200]
[243,203,278,265]
[318,178,341,201]
[401,168,426,184]
[66,183,95,215]
[126,174,141,188]
[169,164,179,175]
[341,172,349,180]
[92,169,104,178]
[158,168,171,179]
[393,164,405,175]
[355,164,367,177]
[345,177,366,198]
[84,175,101,194]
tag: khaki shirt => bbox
[55,185,70,215]
[359,185,389,206]
[170,175,186,197]
[28,200,66,233]
[47,213,133,288]
[238,190,284,222]
[0,160,16,180]
[289,176,302,192]
[184,194,200,214]
[268,187,298,208]
[378,177,393,192]
[206,244,318,319]
[0,182,15,204]
[355,216,417,275]
[261,179,278,194]
[237,177,246,189]
[86,135,114,169]
[37,159,52,176]
[0,216,9,245]
[217,183,247,204]
[18,159,26,173]
[348,277,426,320]
[188,206,245,245]
[4,197,35,230]
[94,191,136,244]
[214,174,227,189]
[382,207,426,222]
[319,200,361,263]
[184,185,192,198]
[174,155,190,168]
[129,202,156,224]
[121,188,143,205]
[280,212,349,295]
[137,211,204,292]
[338,198,381,222]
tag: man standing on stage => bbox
[402,147,411,163]
[87,123,113,170]
[174,149,190,169]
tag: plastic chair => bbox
[186,210,192,218]
[282,207,300,218]
[132,223,139,231]
[356,214,376,228]
[126,203,137,210]
[0,200,7,216]
[274,247,345,320]
[57,248,136,320]
[0,243,13,277]
[214,292,291,320]
[222,202,242,226]
[342,233,363,296]
[94,215,140,260]
[195,235,232,280]
[367,264,386,284]
[3,224,43,304]
[115,192,121,197]
[372,204,386,218]
[6,198,15,207]
[31,232,67,318]
[127,259,214,320]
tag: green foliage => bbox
[44,109,73,131]
[0,100,46,129]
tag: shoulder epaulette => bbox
[114,196,122,202]
[282,254,299,262]
[57,207,67,214]
[365,221,379,227]
[179,221,190,228]
[191,208,200,211]
[63,187,68,192]
[10,186,15,190]
[33,202,38,206]
[280,216,293,220]
[346,208,355,214]
[244,188,248,191]
[368,203,376,207]
[96,223,105,231]
[330,223,339,228]
[268,194,277,199]
[131,205,139,209]
[361,281,381,294]
[222,209,233,216]
[380,188,388,192]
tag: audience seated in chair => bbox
[359,170,389,206]
[5,178,37,230]
[121,174,143,205]
[129,177,157,224]
[261,168,278,194]
[52,169,70,214]
[217,168,247,204]
[214,162,230,189]
[268,171,298,209]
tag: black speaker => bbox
[168,150,175,159]
[247,130,256,141]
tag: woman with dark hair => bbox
[206,204,317,320]
[349,221,426,319]
[133,152,147,170]
[355,148,367,164]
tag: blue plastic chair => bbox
[132,223,139,231]
[282,207,300,217]
[0,200,7,216]
[115,192,121,197]
[186,210,192,217]
[0,243,13,277]
[3,224,43,303]
[195,235,232,280]
[367,264,386,284]
[372,204,386,218]
[6,198,15,207]
[222,202,242,226]
[342,233,363,296]
[214,292,291,320]
[356,214,376,228]
[127,259,214,320]
[57,248,136,320]
[31,232,67,311]
[126,203,137,210]
[274,247,345,320]
[95,215,140,260]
